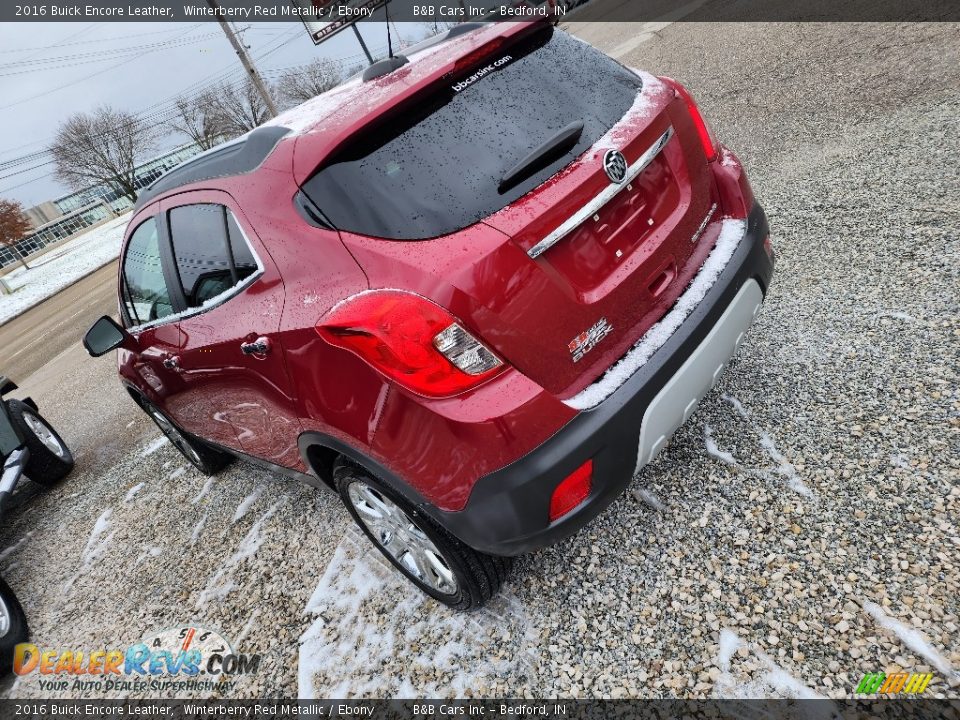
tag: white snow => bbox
[758,431,814,499]
[298,528,538,699]
[864,602,958,679]
[139,436,169,458]
[63,509,115,593]
[191,477,215,505]
[124,482,145,503]
[196,503,279,608]
[167,467,186,480]
[189,512,208,547]
[566,218,747,410]
[632,487,666,512]
[715,627,827,701]
[0,531,33,564]
[0,213,130,325]
[718,395,816,499]
[134,545,164,566]
[232,485,265,523]
[703,424,737,465]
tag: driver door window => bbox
[121,217,174,326]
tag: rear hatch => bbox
[301,24,721,399]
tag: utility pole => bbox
[206,0,279,118]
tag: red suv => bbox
[84,21,774,609]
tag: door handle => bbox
[162,355,180,370]
[240,337,271,356]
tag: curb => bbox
[0,256,119,330]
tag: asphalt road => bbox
[1,20,957,701]
[0,261,117,382]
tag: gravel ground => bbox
[1,22,958,700]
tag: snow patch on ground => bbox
[703,424,737,465]
[714,627,827,701]
[63,509,115,593]
[0,531,33,564]
[196,503,280,608]
[298,528,539,699]
[190,512,208,547]
[167,467,186,481]
[864,602,958,679]
[124,482,145,503]
[0,213,130,324]
[134,546,164,567]
[139,436,169,458]
[191,478,215,505]
[232,485,265,524]
[566,218,747,410]
[717,395,815,499]
[632,488,666,512]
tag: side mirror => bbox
[83,316,134,357]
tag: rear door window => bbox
[168,204,258,309]
[121,217,174,326]
[301,26,641,240]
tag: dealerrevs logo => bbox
[13,625,259,693]
[451,55,514,93]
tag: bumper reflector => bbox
[549,459,593,521]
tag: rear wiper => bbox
[498,121,584,193]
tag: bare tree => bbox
[50,106,156,205]
[0,199,33,270]
[170,91,231,150]
[213,80,273,135]
[275,58,343,107]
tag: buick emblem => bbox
[603,149,628,184]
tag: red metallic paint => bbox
[112,20,757,514]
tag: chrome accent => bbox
[22,411,68,460]
[0,589,9,638]
[691,203,718,244]
[1,447,29,495]
[603,149,628,184]
[527,126,675,260]
[348,481,458,596]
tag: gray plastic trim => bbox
[636,278,763,471]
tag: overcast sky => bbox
[0,20,433,207]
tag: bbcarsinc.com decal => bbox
[14,625,259,693]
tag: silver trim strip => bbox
[527,126,674,260]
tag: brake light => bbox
[317,290,504,398]
[453,38,506,75]
[660,76,718,162]
[549,459,593,521]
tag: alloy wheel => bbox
[347,481,458,596]
[22,410,68,460]
[148,407,202,467]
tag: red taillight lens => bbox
[317,290,504,398]
[453,38,506,74]
[660,76,718,163]
[549,459,593,521]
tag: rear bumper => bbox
[432,202,774,555]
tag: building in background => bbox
[2,143,201,270]
[54,143,202,216]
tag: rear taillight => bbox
[549,459,593,521]
[660,76,718,163]
[317,290,504,398]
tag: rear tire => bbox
[5,400,74,486]
[334,460,512,611]
[140,399,231,476]
[0,577,29,675]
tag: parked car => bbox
[85,20,774,610]
[0,376,74,672]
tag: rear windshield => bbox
[301,26,641,240]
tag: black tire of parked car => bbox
[0,577,29,675]
[334,459,512,611]
[5,400,74,486]
[139,398,232,476]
